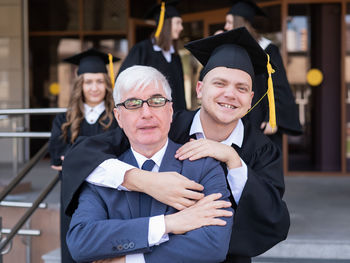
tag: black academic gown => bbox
[49,112,118,263]
[118,38,186,112]
[62,110,289,263]
[248,43,302,149]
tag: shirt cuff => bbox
[227,158,248,204]
[148,215,169,246]
[126,253,145,263]
[85,158,135,189]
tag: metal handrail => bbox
[0,142,49,202]
[0,173,60,253]
[0,108,66,115]
[1,229,40,237]
[0,132,51,138]
[0,201,47,209]
[0,108,66,260]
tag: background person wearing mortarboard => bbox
[117,0,187,112]
[222,0,302,150]
[48,48,119,263]
[62,28,289,263]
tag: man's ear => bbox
[196,81,203,99]
[113,108,123,129]
[249,91,254,108]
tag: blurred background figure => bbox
[118,0,187,112]
[48,48,119,263]
[224,0,302,150]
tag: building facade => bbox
[1,0,350,175]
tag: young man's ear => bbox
[196,81,203,99]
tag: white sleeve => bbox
[148,215,169,246]
[126,253,145,263]
[226,158,248,204]
[85,158,135,190]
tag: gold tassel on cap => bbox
[155,2,166,38]
[108,53,115,88]
[266,53,276,129]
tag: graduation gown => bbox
[62,110,289,263]
[248,43,302,149]
[118,38,186,112]
[49,111,118,263]
[49,112,119,166]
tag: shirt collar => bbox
[153,44,175,63]
[131,139,169,169]
[189,110,244,147]
[153,44,175,53]
[258,37,272,50]
[84,101,105,115]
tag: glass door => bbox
[287,3,342,172]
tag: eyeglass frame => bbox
[115,96,172,110]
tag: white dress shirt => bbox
[152,44,175,63]
[258,36,272,50]
[83,101,105,124]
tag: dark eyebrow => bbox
[211,77,228,83]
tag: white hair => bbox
[113,65,172,104]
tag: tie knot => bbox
[142,159,155,171]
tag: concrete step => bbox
[254,238,350,263]
[253,258,350,263]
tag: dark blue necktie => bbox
[139,159,155,217]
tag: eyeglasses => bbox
[116,96,171,110]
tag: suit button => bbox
[117,244,123,251]
[123,243,130,250]
[129,242,135,249]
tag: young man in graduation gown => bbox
[223,0,302,149]
[63,28,290,263]
[67,65,233,262]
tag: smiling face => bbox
[197,67,254,129]
[82,73,107,107]
[114,81,173,157]
[171,16,183,40]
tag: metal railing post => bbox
[12,119,18,177]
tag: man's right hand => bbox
[164,193,232,235]
[124,169,204,210]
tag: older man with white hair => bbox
[66,65,233,263]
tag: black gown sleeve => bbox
[228,122,290,257]
[49,113,69,166]
[62,128,130,216]
[267,44,302,135]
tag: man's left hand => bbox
[175,139,241,169]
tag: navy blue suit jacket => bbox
[67,140,233,262]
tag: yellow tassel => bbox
[108,53,115,88]
[155,2,165,38]
[266,53,276,129]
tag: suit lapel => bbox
[150,140,183,215]
[119,150,140,218]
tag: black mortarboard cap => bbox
[144,0,180,23]
[63,48,120,75]
[228,0,266,24]
[185,27,269,81]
